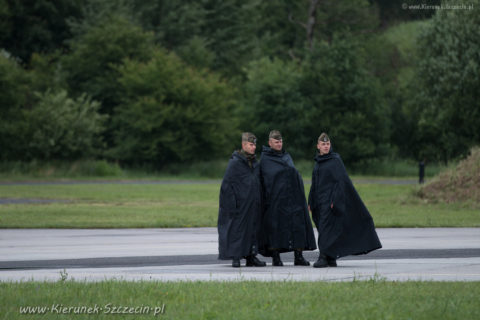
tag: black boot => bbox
[294,250,310,266]
[246,255,266,267]
[313,253,328,268]
[232,258,241,268]
[326,256,337,267]
[272,251,283,266]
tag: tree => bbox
[0,0,84,63]
[241,57,310,158]
[301,37,390,165]
[61,15,154,116]
[0,53,32,160]
[410,0,480,163]
[25,90,106,160]
[60,14,155,148]
[288,0,379,53]
[111,49,238,167]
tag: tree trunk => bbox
[306,0,319,51]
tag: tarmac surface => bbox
[1,228,479,282]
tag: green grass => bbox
[0,184,219,228]
[0,158,449,181]
[347,159,449,178]
[1,280,479,320]
[0,159,231,181]
[0,182,478,228]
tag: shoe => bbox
[246,255,266,267]
[272,251,283,266]
[232,258,241,268]
[313,254,328,268]
[294,250,310,266]
[326,256,337,267]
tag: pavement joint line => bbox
[2,250,480,271]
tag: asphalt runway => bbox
[1,228,479,282]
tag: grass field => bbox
[1,280,479,320]
[0,181,478,228]
[0,158,449,181]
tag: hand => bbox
[308,205,311,212]
[330,203,333,209]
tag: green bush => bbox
[70,160,123,177]
[408,0,480,163]
[301,37,390,164]
[61,14,155,116]
[0,159,122,178]
[110,49,239,168]
[25,90,106,160]
[0,53,32,161]
[241,57,310,158]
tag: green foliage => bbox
[367,20,429,159]
[111,49,238,167]
[1,0,476,170]
[0,160,122,178]
[62,14,155,115]
[241,57,310,157]
[0,0,84,63]
[241,36,390,163]
[134,0,265,77]
[313,0,380,43]
[135,0,208,48]
[409,0,480,163]
[0,53,33,160]
[176,36,216,70]
[25,90,106,160]
[301,37,390,164]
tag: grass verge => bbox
[0,183,478,228]
[1,280,479,320]
[0,158,448,181]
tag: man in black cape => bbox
[259,130,317,266]
[308,133,382,268]
[218,132,267,268]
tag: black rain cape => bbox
[308,151,382,258]
[218,151,262,260]
[259,146,317,256]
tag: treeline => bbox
[1,0,479,168]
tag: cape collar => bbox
[232,150,257,166]
[262,145,285,156]
[314,151,337,163]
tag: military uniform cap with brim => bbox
[318,133,330,142]
[269,130,282,140]
[242,132,257,144]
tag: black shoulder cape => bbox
[308,151,382,258]
[259,146,316,255]
[217,151,263,260]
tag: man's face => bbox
[242,141,256,154]
[269,138,283,151]
[317,141,331,155]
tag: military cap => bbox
[269,130,282,140]
[318,132,330,142]
[242,132,257,144]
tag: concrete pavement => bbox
[1,228,479,282]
